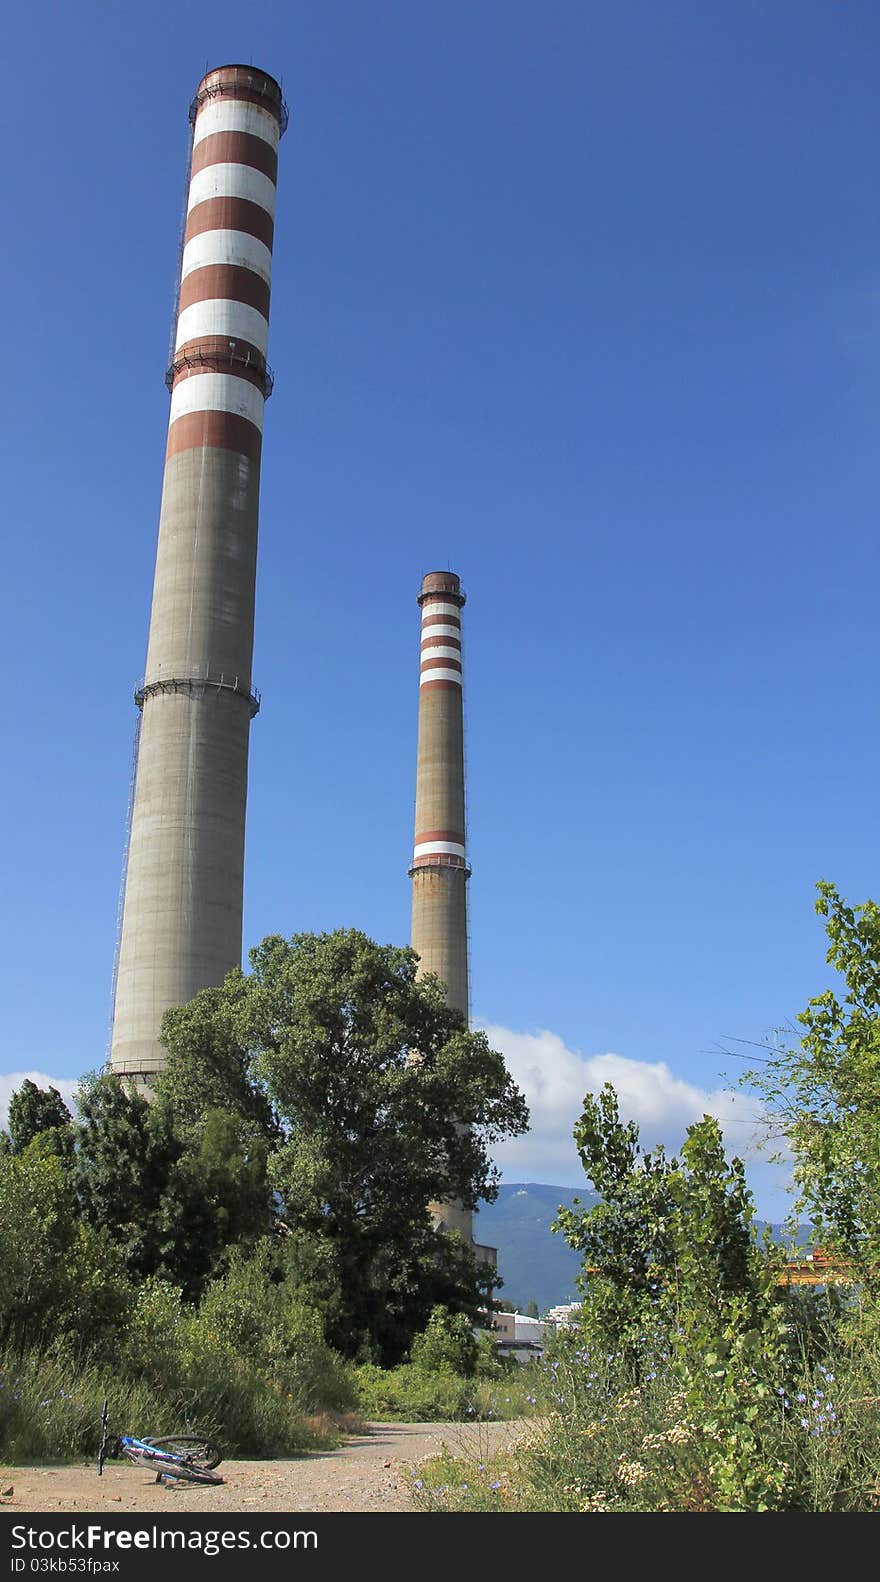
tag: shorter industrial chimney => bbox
[410,571,470,1028]
[409,571,495,1267]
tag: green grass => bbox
[353,1361,541,1423]
[0,1351,344,1466]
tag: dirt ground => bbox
[0,1420,529,1513]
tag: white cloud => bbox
[0,1044,794,1215]
[479,1024,791,1212]
[0,1072,80,1134]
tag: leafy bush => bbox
[354,1356,540,1424]
[113,1252,356,1455]
[355,1362,477,1422]
[553,1093,781,1378]
[352,1304,544,1422]
[193,1247,354,1413]
[410,1306,479,1376]
[0,1243,358,1464]
[0,1150,133,1358]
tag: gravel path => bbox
[0,1421,529,1513]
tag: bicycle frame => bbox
[97,1400,223,1484]
[117,1436,192,1475]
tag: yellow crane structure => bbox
[777,1248,852,1287]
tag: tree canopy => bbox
[0,930,527,1365]
[554,1084,776,1369]
[5,1077,74,1169]
[156,928,529,1361]
[744,881,880,1287]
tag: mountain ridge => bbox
[476,1182,809,1316]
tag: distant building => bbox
[491,1312,550,1362]
[544,1302,582,1328]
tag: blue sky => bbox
[1,1,877,1218]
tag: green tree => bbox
[409,1305,479,1376]
[161,1108,275,1295]
[554,1084,776,1370]
[155,978,278,1150]
[75,1077,271,1297]
[743,881,880,1287]
[553,1084,676,1365]
[670,1119,774,1347]
[0,1149,76,1351]
[75,1074,182,1283]
[0,1148,131,1355]
[7,1078,74,1170]
[159,928,529,1361]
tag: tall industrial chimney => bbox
[409,571,476,1244]
[110,65,287,1084]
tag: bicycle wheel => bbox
[144,1435,223,1470]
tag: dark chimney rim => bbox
[190,64,289,135]
[417,570,466,607]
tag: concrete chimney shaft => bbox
[110,66,287,1083]
[410,571,473,1241]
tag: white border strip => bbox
[419,667,462,686]
[176,299,269,355]
[420,622,461,640]
[181,229,274,286]
[413,841,467,860]
[169,371,265,429]
[193,99,280,151]
[420,645,462,663]
[188,163,276,218]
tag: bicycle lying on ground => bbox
[97,1400,224,1486]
